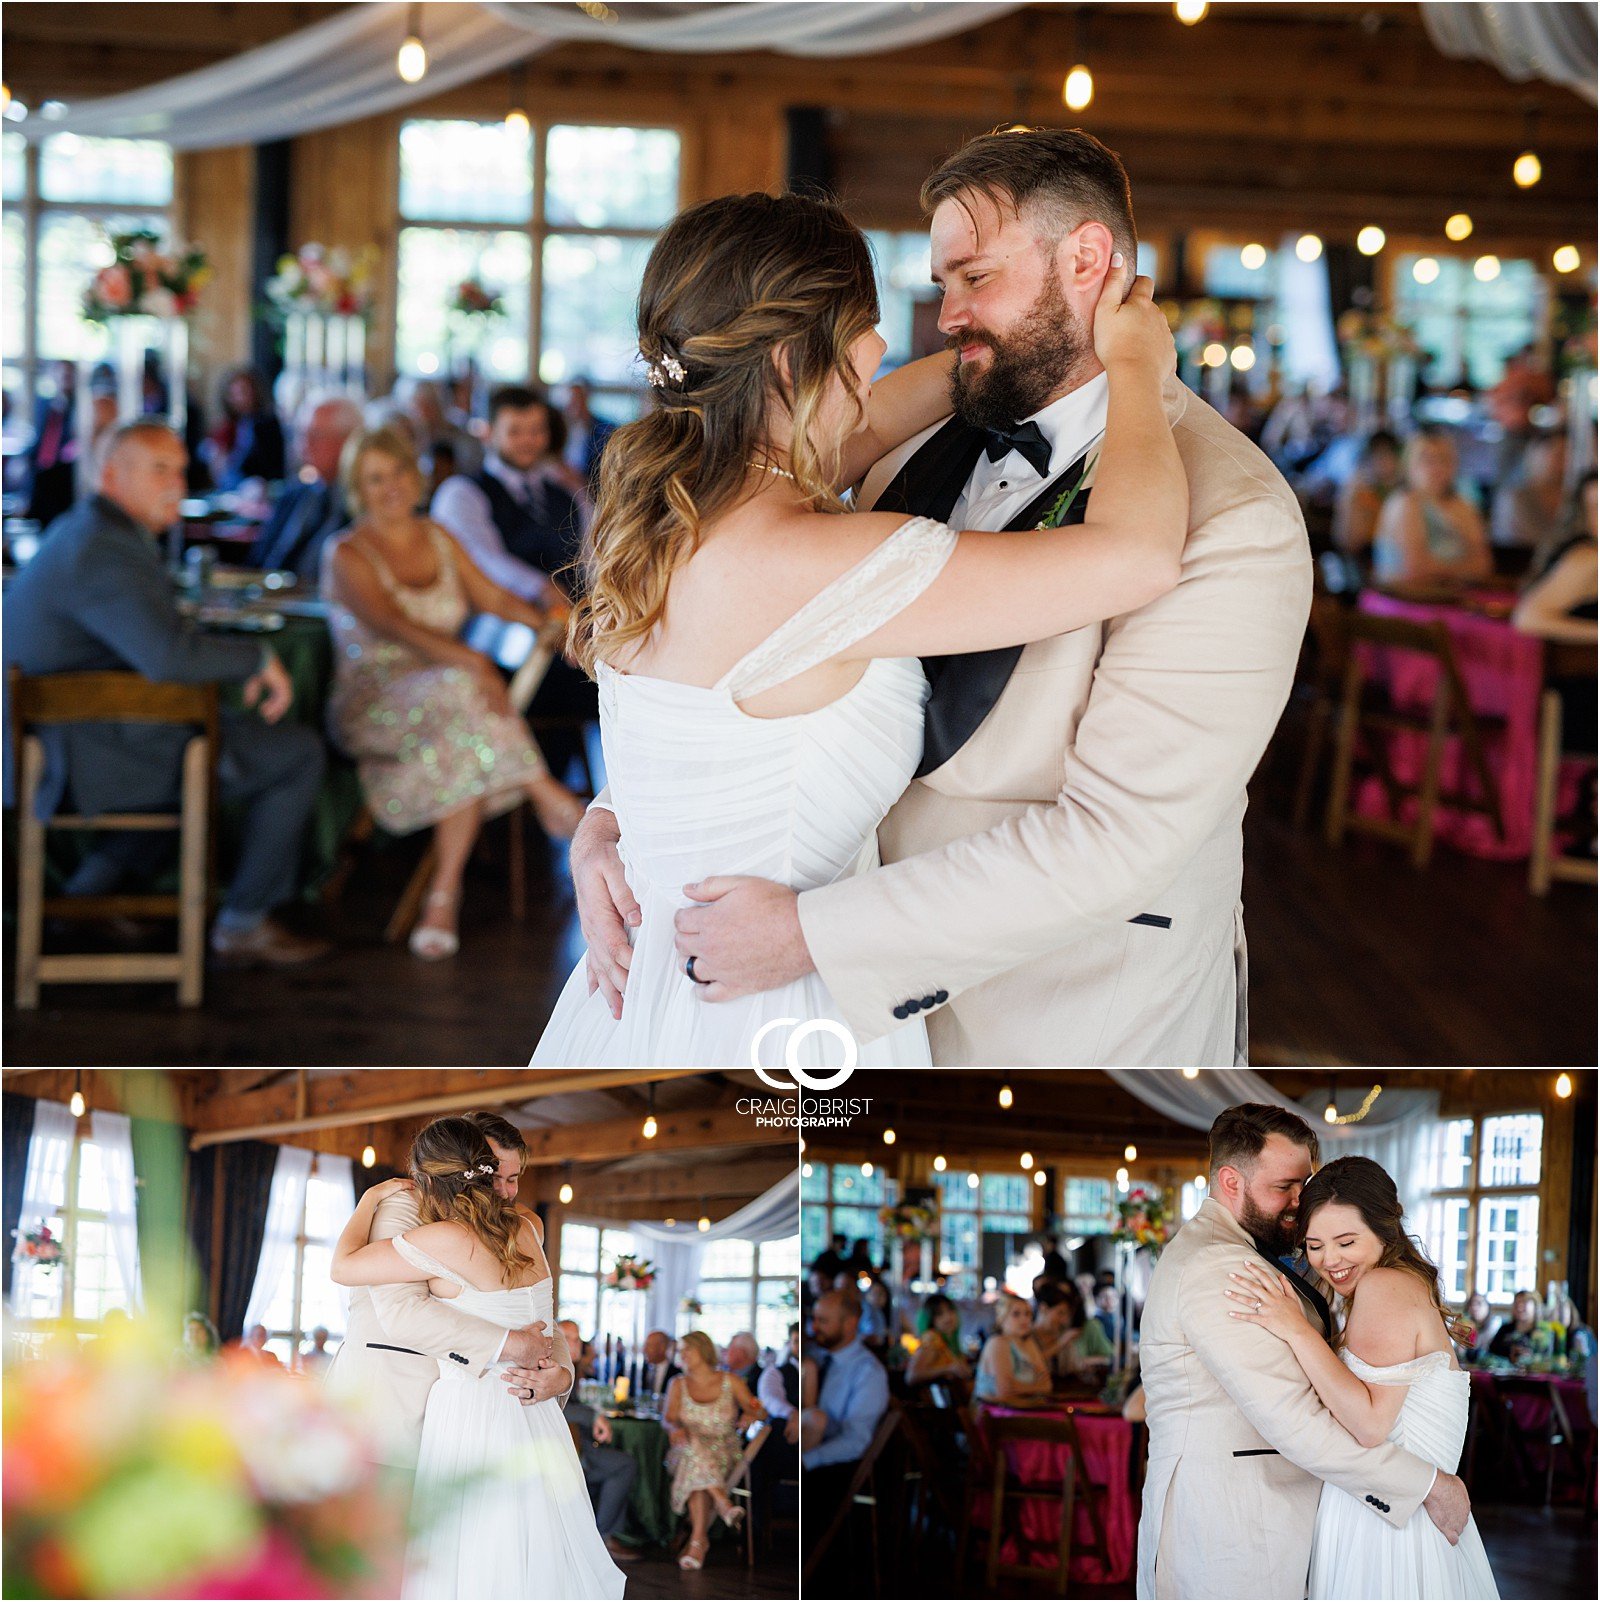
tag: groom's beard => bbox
[948,270,1092,432]
[1239,1193,1299,1257]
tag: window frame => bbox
[393,116,683,411]
[257,1154,349,1368]
[802,1160,899,1272]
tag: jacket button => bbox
[905,998,923,1014]
[934,989,949,1004]
[892,1003,910,1020]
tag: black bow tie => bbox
[983,419,1053,476]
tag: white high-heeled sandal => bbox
[408,890,460,960]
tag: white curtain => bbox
[243,1145,313,1335]
[1103,1071,1439,1220]
[91,1110,143,1314]
[627,1170,799,1335]
[318,1153,357,1326]
[1421,2,1597,103]
[21,1,1022,150]
[8,1100,77,1318]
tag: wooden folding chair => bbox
[982,1413,1084,1599]
[1324,611,1505,867]
[385,633,557,942]
[1529,639,1597,895]
[1292,593,1352,830]
[801,1406,902,1592]
[725,1421,771,1567]
[10,667,219,1008]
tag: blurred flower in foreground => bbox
[3,1323,405,1598]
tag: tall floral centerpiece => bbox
[603,1254,656,1403]
[1111,1184,1176,1373]
[1337,309,1423,430]
[879,1200,939,1301]
[446,276,504,415]
[267,244,378,414]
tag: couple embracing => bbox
[1139,1101,1500,1601]
[533,126,1312,1070]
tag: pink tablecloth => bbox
[1467,1370,1594,1504]
[1354,591,1547,859]
[968,1403,1137,1584]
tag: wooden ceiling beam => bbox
[521,1105,793,1165]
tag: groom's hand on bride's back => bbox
[1421,1470,1470,1545]
[501,1319,556,1370]
[572,806,640,1020]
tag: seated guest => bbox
[1039,1234,1070,1283]
[1033,1280,1114,1379]
[859,1278,893,1356]
[180,1312,220,1362]
[906,1292,972,1388]
[1456,1291,1500,1360]
[631,1328,682,1399]
[399,375,484,481]
[725,1330,763,1390]
[562,378,617,496]
[557,1319,640,1564]
[322,427,585,960]
[749,1324,800,1548]
[665,1330,763,1571]
[250,393,363,578]
[1493,430,1569,553]
[201,366,286,491]
[1093,1283,1123,1348]
[3,421,328,967]
[297,1325,334,1373]
[758,1322,802,1430]
[1489,1290,1545,1363]
[975,1293,1053,1405]
[24,360,80,528]
[1372,428,1492,586]
[802,1288,890,1502]
[1332,430,1402,560]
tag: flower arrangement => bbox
[83,229,211,321]
[679,1296,703,1317]
[2,1331,406,1598]
[1113,1185,1174,1256]
[878,1202,938,1241]
[450,277,503,319]
[265,243,379,319]
[604,1254,655,1292]
[1336,309,1422,363]
[16,1221,66,1269]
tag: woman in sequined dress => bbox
[323,427,586,958]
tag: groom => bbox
[573,126,1312,1066]
[1137,1102,1469,1599]
[325,1109,571,1470]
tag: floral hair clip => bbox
[645,346,687,389]
[459,1161,496,1179]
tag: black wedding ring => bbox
[685,955,711,985]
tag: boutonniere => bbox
[1035,451,1099,529]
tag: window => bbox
[1,131,174,409]
[395,119,680,415]
[11,1130,136,1339]
[1200,238,1338,391]
[1061,1177,1115,1236]
[253,1156,355,1368]
[1394,255,1544,389]
[1416,1113,1544,1309]
[935,1169,1037,1301]
[802,1161,896,1270]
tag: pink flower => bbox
[96,264,133,308]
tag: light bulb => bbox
[1230,346,1257,371]
[861,1161,874,1177]
[698,1215,711,1233]
[1194,1174,1207,1188]
[642,1114,658,1139]
[1296,233,1323,263]
[1063,66,1094,112]
[802,1163,813,1178]
[1124,1143,1138,1161]
[1115,1166,1129,1186]
[1513,151,1541,188]
[1412,257,1440,286]
[1474,255,1501,283]
[1182,1067,1199,1079]
[1556,1073,1573,1099]
[1034,1168,1048,1187]
[1445,213,1473,242]
[967,1172,979,1190]
[883,1128,896,1145]
[664,1216,677,1227]
[559,1182,574,1204]
[1020,1151,1034,1170]
[998,1084,1014,1109]
[1202,342,1228,367]
[70,1090,86,1118]
[504,108,530,135]
[397,35,428,83]
[1240,243,1267,271]
[1356,226,1386,256]
[1175,0,1209,22]
[1553,245,1580,274]
[1324,1101,1338,1124]
[933,1155,947,1172]
[361,1144,376,1169]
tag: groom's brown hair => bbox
[1207,1102,1320,1180]
[464,1109,528,1156]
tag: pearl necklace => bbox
[748,460,796,482]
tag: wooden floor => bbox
[4,769,1594,1067]
[622,1550,798,1601]
[1476,1505,1598,1601]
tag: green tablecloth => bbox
[608,1415,673,1549]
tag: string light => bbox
[1175,0,1209,22]
[1412,258,1440,285]
[505,63,529,134]
[1034,1168,1048,1187]
[1182,1067,1200,1080]
[1115,1166,1129,1188]
[69,1071,86,1120]
[397,7,427,83]
[1328,1084,1384,1126]
[559,1181,574,1203]
[1230,346,1256,372]
[664,1216,677,1227]
[1020,1151,1034,1170]
[1445,213,1474,242]
[1512,150,1542,188]
[361,1144,376,1169]
[1201,342,1228,367]
[1296,234,1324,263]
[1552,246,1580,274]
[1194,1174,1207,1188]
[998,1084,1014,1110]
[883,1128,897,1145]
[1474,255,1501,283]
[697,1214,711,1233]
[1240,243,1267,271]
[642,1083,658,1140]
[1356,226,1386,256]
[967,1172,980,1190]
[802,1163,813,1178]
[933,1155,947,1172]
[861,1161,874,1177]
[1556,1073,1573,1099]
[1063,66,1094,112]
[1124,1144,1138,1161]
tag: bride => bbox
[332,1117,625,1600]
[1226,1156,1499,1600]
[533,188,1186,1068]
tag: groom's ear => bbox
[1061,221,1116,298]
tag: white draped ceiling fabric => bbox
[1420,1,1598,104]
[1104,1070,1440,1221]
[18,1,1022,151]
[627,1169,799,1336]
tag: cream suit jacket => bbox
[797,378,1312,1066]
[1136,1198,1436,1600]
[322,1190,569,1469]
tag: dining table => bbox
[968,1397,1139,1585]
[602,1411,675,1549]
[1462,1366,1594,1506]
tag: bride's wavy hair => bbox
[568,190,881,676]
[1295,1156,1452,1349]
[408,1116,538,1282]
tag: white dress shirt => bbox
[758,1361,796,1420]
[949,371,1109,532]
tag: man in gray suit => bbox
[557,1318,639,1563]
[3,420,328,966]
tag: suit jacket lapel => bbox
[875,415,987,522]
[1256,1245,1333,1339]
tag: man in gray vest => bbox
[3,420,328,966]
[557,1318,639,1563]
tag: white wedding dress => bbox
[390,1233,625,1601]
[533,516,959,1067]
[1308,1350,1499,1601]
